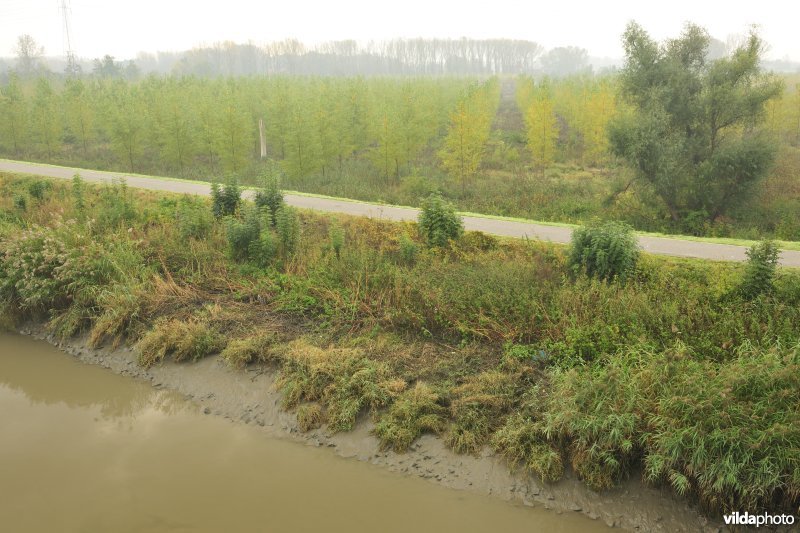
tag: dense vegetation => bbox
[1,173,798,517]
[1,63,799,241]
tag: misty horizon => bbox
[2,0,799,66]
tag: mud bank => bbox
[18,325,723,532]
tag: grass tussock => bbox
[137,318,226,368]
[219,333,279,369]
[373,382,447,452]
[0,301,17,331]
[543,354,643,490]
[89,282,147,348]
[640,343,800,513]
[277,339,406,432]
[445,368,525,455]
[296,403,324,432]
[491,411,564,483]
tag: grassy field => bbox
[1,172,799,517]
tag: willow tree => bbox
[609,22,783,222]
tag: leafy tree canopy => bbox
[609,22,783,223]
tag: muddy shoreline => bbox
[18,325,722,532]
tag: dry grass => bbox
[220,333,279,368]
[445,369,524,455]
[89,282,147,348]
[296,403,324,432]
[277,339,406,432]
[137,318,226,368]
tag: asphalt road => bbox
[2,159,799,267]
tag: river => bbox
[0,332,609,532]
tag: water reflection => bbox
[0,333,609,533]
[0,333,187,422]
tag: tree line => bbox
[0,75,501,183]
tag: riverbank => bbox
[2,331,615,533]
[2,173,798,530]
[17,324,714,532]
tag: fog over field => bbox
[1,0,798,73]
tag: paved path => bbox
[2,159,799,267]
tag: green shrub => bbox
[249,230,277,267]
[175,197,212,240]
[568,221,639,282]
[254,166,285,227]
[27,180,50,201]
[503,343,547,365]
[211,178,241,218]
[0,222,134,314]
[640,344,800,513]
[71,174,85,216]
[96,179,137,230]
[225,206,261,262]
[398,233,418,264]
[543,355,643,490]
[491,407,563,482]
[329,222,344,259]
[276,206,300,257]
[418,193,463,247]
[739,240,779,299]
[12,193,26,211]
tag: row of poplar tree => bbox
[0,75,504,182]
[1,73,797,183]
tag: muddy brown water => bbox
[0,333,610,533]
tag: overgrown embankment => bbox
[1,173,799,521]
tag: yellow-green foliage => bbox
[137,318,225,368]
[524,91,559,170]
[277,340,406,432]
[220,333,277,369]
[373,382,447,452]
[439,79,500,190]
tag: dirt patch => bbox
[19,324,722,532]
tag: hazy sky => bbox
[2,0,798,61]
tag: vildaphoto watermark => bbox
[723,511,795,527]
